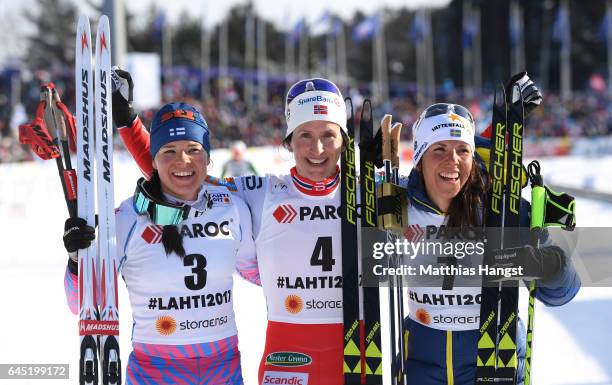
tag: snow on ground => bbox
[0,150,610,384]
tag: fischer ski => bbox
[359,101,383,384]
[341,97,363,384]
[475,84,523,385]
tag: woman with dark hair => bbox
[398,98,580,385]
[62,102,255,384]
[112,72,355,384]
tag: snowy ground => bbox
[0,149,610,385]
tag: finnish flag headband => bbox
[284,78,347,138]
[412,103,476,165]
[150,102,210,158]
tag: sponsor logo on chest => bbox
[141,221,231,244]
[209,191,231,205]
[265,352,312,367]
[273,204,341,224]
[262,371,309,385]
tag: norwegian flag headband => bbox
[284,78,347,138]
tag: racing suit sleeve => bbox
[118,116,154,179]
[233,195,260,286]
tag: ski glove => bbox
[111,66,136,128]
[491,244,565,282]
[63,217,95,255]
[505,71,543,115]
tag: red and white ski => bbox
[75,14,121,385]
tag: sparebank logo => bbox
[274,204,298,223]
[265,352,312,367]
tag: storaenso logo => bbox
[80,68,91,181]
[265,352,312,367]
[491,122,505,214]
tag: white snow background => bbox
[0,148,610,385]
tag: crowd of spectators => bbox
[2,69,612,163]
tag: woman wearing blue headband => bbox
[62,102,255,385]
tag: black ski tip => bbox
[494,83,506,109]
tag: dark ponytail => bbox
[147,172,186,258]
[445,159,487,228]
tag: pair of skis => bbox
[341,100,384,385]
[475,85,524,385]
[378,114,407,385]
[75,15,121,385]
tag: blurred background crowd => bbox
[2,0,612,163]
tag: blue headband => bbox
[150,102,210,157]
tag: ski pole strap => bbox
[528,161,576,230]
[54,96,78,153]
[376,183,407,232]
[18,100,60,160]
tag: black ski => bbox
[359,100,383,384]
[342,97,363,384]
[475,84,523,384]
[475,85,507,383]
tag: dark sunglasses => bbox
[421,103,474,124]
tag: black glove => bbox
[505,71,543,115]
[359,125,383,168]
[63,217,96,253]
[111,66,136,128]
[491,244,565,282]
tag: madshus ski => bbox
[475,84,524,385]
[76,15,121,385]
[341,99,384,385]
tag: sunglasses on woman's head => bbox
[421,103,474,124]
[286,78,342,105]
